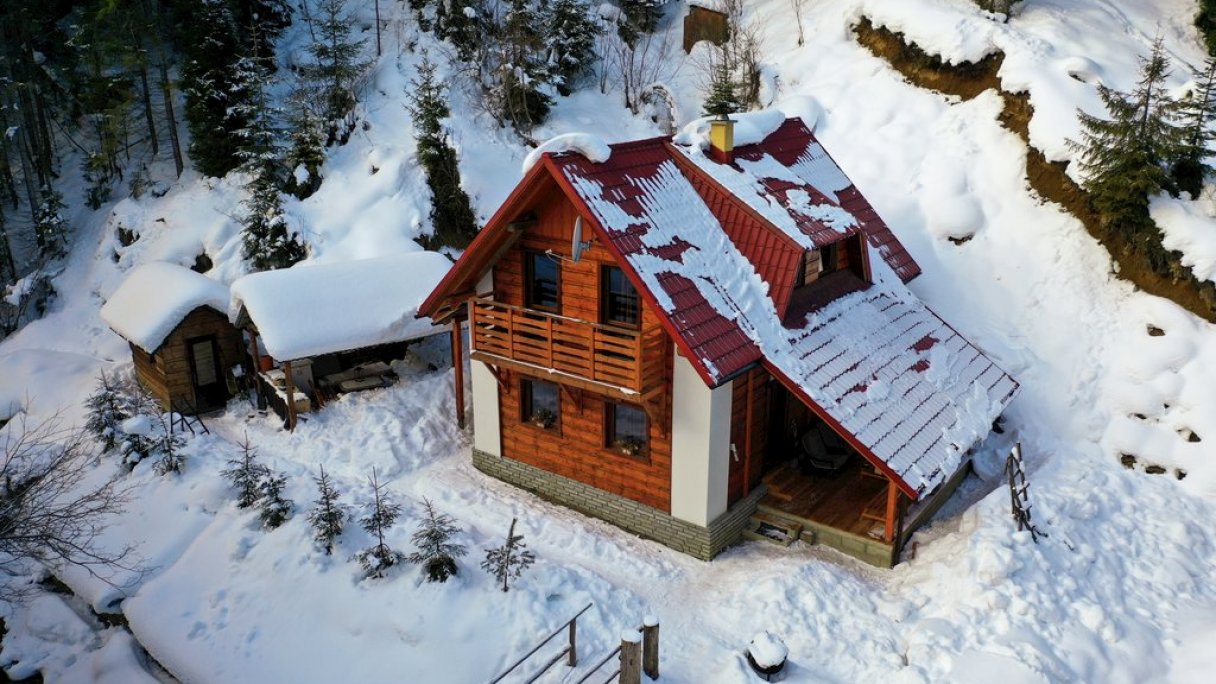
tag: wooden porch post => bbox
[283,360,297,431]
[451,317,466,429]
[883,479,899,543]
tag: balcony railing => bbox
[469,298,667,397]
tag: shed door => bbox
[188,335,227,410]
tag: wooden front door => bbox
[187,335,227,411]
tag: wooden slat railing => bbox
[470,298,665,396]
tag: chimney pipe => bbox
[709,117,735,164]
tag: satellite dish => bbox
[571,216,592,263]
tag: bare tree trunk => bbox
[159,60,184,177]
[139,63,160,155]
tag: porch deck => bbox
[759,459,890,541]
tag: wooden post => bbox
[642,616,659,680]
[451,318,466,429]
[283,360,296,432]
[620,630,642,684]
[567,616,578,667]
[883,479,899,543]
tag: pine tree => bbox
[438,0,484,62]
[234,0,292,64]
[1172,56,1216,198]
[407,498,466,583]
[300,0,369,144]
[545,0,600,96]
[703,59,741,119]
[150,412,187,476]
[223,433,271,508]
[84,370,130,452]
[356,467,405,579]
[407,56,478,248]
[307,465,349,554]
[259,472,293,529]
[33,186,68,260]
[1198,0,1216,56]
[1068,38,1185,243]
[284,81,327,199]
[480,517,535,592]
[492,0,553,131]
[230,55,308,271]
[617,0,661,48]
[180,0,247,177]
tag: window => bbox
[819,241,840,276]
[521,379,560,429]
[525,252,560,311]
[601,266,640,326]
[606,402,648,457]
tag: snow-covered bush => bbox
[307,465,349,554]
[481,517,535,592]
[355,468,406,579]
[258,473,293,529]
[407,498,466,583]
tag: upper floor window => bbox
[521,378,560,430]
[601,266,640,327]
[526,252,560,311]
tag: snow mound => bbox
[674,109,787,150]
[100,262,229,354]
[229,252,452,361]
[747,631,788,668]
[521,133,611,174]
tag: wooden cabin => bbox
[683,3,730,53]
[228,253,453,430]
[422,114,1019,567]
[101,262,241,414]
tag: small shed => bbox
[100,262,241,414]
[229,252,453,429]
[684,2,729,53]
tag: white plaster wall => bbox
[669,350,732,526]
[470,359,502,456]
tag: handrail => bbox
[489,602,593,684]
[474,298,640,335]
[575,645,623,684]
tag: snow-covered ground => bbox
[3,0,1216,682]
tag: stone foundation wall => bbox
[472,449,764,560]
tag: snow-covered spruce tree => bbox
[180,0,247,177]
[491,0,553,132]
[231,55,307,271]
[84,371,131,452]
[1201,0,1216,57]
[545,0,600,96]
[617,0,661,48]
[480,517,535,592]
[259,472,293,529]
[703,58,741,119]
[437,0,485,62]
[223,433,271,508]
[149,412,187,476]
[307,464,349,554]
[284,81,327,200]
[407,498,466,583]
[407,56,478,248]
[300,0,369,144]
[356,467,406,579]
[1068,38,1184,245]
[1172,56,1216,198]
[234,0,292,63]
[33,186,68,261]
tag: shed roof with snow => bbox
[100,262,230,354]
[230,252,452,362]
[421,113,1017,499]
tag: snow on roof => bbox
[230,252,452,361]
[673,109,787,151]
[551,122,1016,498]
[522,133,611,174]
[100,262,229,353]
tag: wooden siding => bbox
[130,307,242,412]
[728,366,769,506]
[491,183,675,511]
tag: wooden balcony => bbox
[469,298,668,399]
